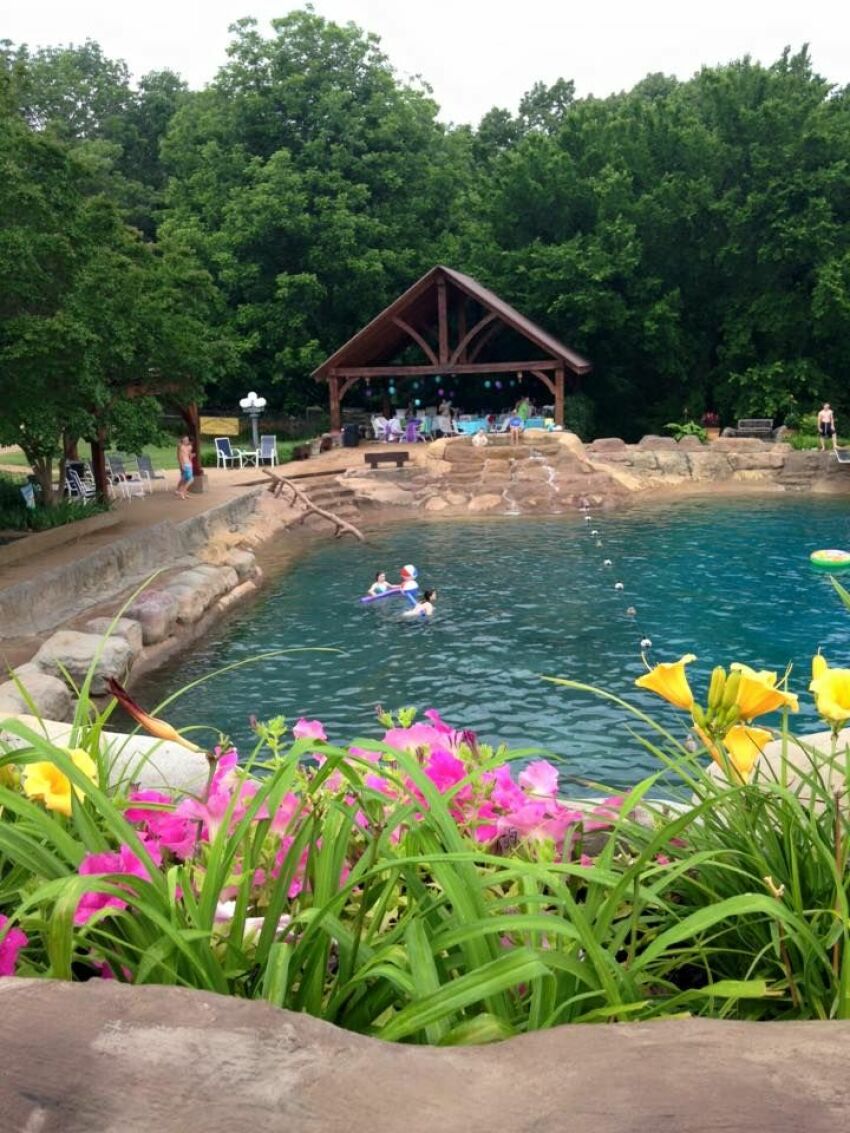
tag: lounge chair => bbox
[65,469,96,503]
[215,437,247,469]
[107,455,145,499]
[258,435,278,466]
[136,454,166,490]
[371,416,388,440]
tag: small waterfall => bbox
[502,456,521,515]
[529,448,558,490]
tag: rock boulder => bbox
[84,617,144,657]
[0,663,73,721]
[126,591,179,645]
[34,631,133,694]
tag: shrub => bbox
[3,622,850,1034]
[664,421,707,443]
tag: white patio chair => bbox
[258,435,278,466]
[136,454,166,491]
[65,469,96,503]
[215,438,243,468]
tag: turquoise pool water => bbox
[137,497,850,788]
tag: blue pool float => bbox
[360,586,419,607]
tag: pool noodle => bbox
[360,586,420,607]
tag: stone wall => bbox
[0,981,847,1132]
[338,432,850,517]
[0,491,263,639]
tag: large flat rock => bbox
[0,981,847,1132]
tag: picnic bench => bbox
[735,418,774,439]
[365,450,410,470]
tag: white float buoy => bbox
[640,637,653,649]
[591,529,599,536]
[626,606,636,616]
[603,559,612,567]
[614,581,624,590]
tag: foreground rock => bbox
[33,631,133,695]
[0,663,73,721]
[0,981,847,1132]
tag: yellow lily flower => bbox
[809,666,850,727]
[635,654,696,711]
[106,678,202,753]
[811,653,828,682]
[730,663,798,719]
[721,724,773,781]
[23,748,98,817]
[694,724,772,782]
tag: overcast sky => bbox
[5,0,848,124]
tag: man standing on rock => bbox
[817,403,837,452]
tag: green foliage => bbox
[664,421,707,443]
[6,24,850,440]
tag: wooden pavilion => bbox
[312,266,591,431]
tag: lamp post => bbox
[239,391,267,450]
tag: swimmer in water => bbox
[404,589,436,618]
[367,571,389,597]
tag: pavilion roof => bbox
[312,265,591,380]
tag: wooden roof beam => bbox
[325,359,560,379]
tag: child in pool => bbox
[367,571,390,597]
[404,589,436,618]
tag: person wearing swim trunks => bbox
[817,403,837,452]
[176,435,195,499]
[508,410,524,446]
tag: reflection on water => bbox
[136,497,850,788]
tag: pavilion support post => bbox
[456,297,467,363]
[555,367,565,429]
[328,376,342,433]
[437,277,449,364]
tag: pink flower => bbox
[383,723,446,752]
[126,790,196,860]
[348,746,382,765]
[488,765,526,811]
[584,796,626,832]
[423,709,454,734]
[0,915,27,976]
[177,751,260,840]
[423,748,467,793]
[579,854,595,867]
[75,843,161,925]
[655,853,671,866]
[518,760,559,798]
[293,718,327,741]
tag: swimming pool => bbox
[135,497,850,788]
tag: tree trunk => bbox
[30,457,56,506]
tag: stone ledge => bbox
[0,981,847,1132]
[0,509,120,568]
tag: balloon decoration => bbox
[495,380,502,390]
[415,398,421,407]
[438,388,445,396]
[484,380,491,389]
[389,385,397,397]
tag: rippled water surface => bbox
[137,497,850,788]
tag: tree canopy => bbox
[3,16,850,443]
